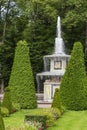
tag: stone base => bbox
[37,100,51,108]
[44,82,60,101]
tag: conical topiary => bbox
[2,87,12,113]
[9,40,37,109]
[60,42,87,110]
[51,88,61,109]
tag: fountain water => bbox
[36,16,70,103]
[55,16,65,54]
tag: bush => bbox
[2,87,12,114]
[0,102,5,130]
[11,102,21,113]
[0,115,5,130]
[27,108,61,127]
[25,115,47,129]
[49,108,61,119]
[60,42,87,110]
[8,40,37,109]
[1,107,9,117]
[51,88,61,110]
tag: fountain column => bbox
[55,16,65,54]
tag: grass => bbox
[4,109,41,130]
[47,110,87,130]
[4,109,87,130]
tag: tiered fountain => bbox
[36,16,70,103]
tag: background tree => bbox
[9,40,37,109]
[60,42,87,110]
[1,0,87,88]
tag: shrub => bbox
[60,42,87,110]
[11,102,21,113]
[0,102,5,130]
[0,115,5,130]
[27,108,61,127]
[1,107,9,117]
[2,87,12,114]
[49,108,61,119]
[25,115,47,129]
[8,40,37,109]
[51,88,61,110]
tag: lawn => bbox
[47,110,87,130]
[4,109,87,130]
[4,109,40,130]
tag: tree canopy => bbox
[0,0,87,88]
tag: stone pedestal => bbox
[44,81,60,102]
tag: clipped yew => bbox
[51,88,61,110]
[9,40,37,109]
[0,102,5,130]
[60,42,87,110]
[2,87,12,113]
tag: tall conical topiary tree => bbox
[60,42,87,110]
[0,102,5,130]
[2,87,12,113]
[51,88,61,110]
[9,40,37,109]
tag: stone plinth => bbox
[44,81,60,101]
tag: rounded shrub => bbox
[2,87,12,114]
[1,107,9,117]
[9,40,37,109]
[51,88,61,110]
[60,42,87,110]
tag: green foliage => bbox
[47,111,87,130]
[51,88,61,110]
[1,0,87,87]
[0,102,5,130]
[2,87,12,114]
[0,42,14,86]
[12,103,21,113]
[47,108,61,120]
[30,108,62,126]
[25,115,47,129]
[9,40,37,109]
[1,107,9,117]
[60,42,87,110]
[0,114,5,130]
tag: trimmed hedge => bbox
[51,88,61,110]
[25,115,47,129]
[60,42,87,110]
[2,87,12,113]
[9,40,37,109]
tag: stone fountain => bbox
[36,16,70,103]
